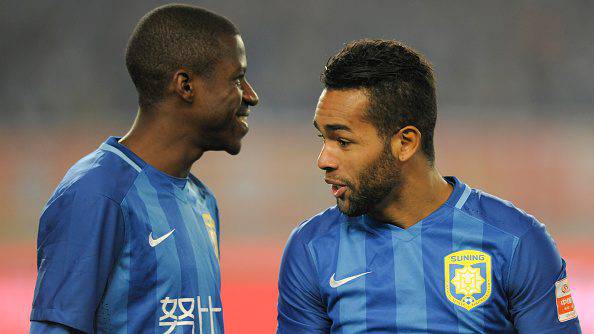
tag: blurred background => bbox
[1,0,592,332]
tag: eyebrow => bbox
[233,64,247,76]
[313,120,352,132]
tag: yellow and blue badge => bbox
[201,213,219,260]
[444,249,491,310]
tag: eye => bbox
[337,138,350,147]
[235,73,246,87]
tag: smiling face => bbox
[314,88,403,217]
[192,34,259,155]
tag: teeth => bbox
[237,115,248,126]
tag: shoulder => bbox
[458,186,541,238]
[288,206,344,245]
[47,146,141,208]
[281,206,344,276]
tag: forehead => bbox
[225,34,246,66]
[314,88,371,130]
[213,34,246,75]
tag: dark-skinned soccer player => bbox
[30,4,258,334]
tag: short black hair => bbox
[125,4,239,109]
[321,39,437,162]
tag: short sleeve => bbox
[508,220,581,333]
[277,227,331,334]
[30,191,125,334]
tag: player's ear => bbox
[390,126,421,162]
[173,69,195,103]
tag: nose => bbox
[317,143,338,171]
[242,80,259,106]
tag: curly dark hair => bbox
[321,39,437,162]
[125,4,239,109]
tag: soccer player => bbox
[277,39,581,333]
[29,4,258,334]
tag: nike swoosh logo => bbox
[148,229,175,247]
[329,271,371,288]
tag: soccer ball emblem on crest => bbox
[444,249,492,310]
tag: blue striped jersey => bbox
[31,137,224,334]
[277,177,581,333]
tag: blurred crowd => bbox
[1,0,592,123]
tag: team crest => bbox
[201,213,219,260]
[444,250,491,310]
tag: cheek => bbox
[340,156,364,186]
[217,89,242,125]
[226,87,243,108]
[212,89,241,123]
[350,150,383,183]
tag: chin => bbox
[224,142,242,155]
[337,198,367,217]
[337,200,353,216]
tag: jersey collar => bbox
[101,136,189,190]
[361,176,469,241]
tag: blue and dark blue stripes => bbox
[329,178,497,333]
[364,225,397,333]
[336,217,368,333]
[393,226,428,333]
[96,139,223,333]
[451,210,486,333]
[279,176,573,333]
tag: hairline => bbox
[323,85,432,163]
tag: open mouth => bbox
[331,184,347,198]
[325,178,347,198]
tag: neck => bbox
[368,162,453,229]
[119,108,204,178]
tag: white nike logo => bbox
[329,271,371,288]
[148,229,175,247]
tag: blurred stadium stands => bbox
[1,117,593,332]
[0,0,592,332]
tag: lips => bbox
[236,110,249,117]
[236,109,250,129]
[325,178,347,198]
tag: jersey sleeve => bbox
[507,219,581,333]
[277,227,331,334]
[30,191,125,334]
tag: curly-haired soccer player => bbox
[277,39,580,333]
